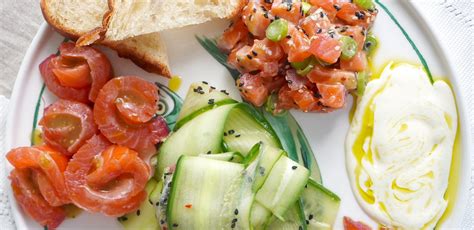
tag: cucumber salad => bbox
[118,82,341,230]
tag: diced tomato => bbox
[336,3,377,28]
[300,8,333,37]
[309,0,338,20]
[271,0,303,24]
[309,34,342,64]
[242,1,273,38]
[307,64,357,90]
[228,38,283,77]
[7,145,70,206]
[237,73,269,107]
[280,23,312,62]
[343,216,372,230]
[39,99,97,156]
[218,19,249,53]
[317,83,346,108]
[64,135,149,216]
[94,76,169,152]
[340,51,367,72]
[10,169,66,229]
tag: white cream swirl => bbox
[346,63,457,229]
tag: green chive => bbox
[364,34,378,55]
[266,19,289,42]
[357,71,368,96]
[340,36,358,60]
[302,2,312,15]
[354,0,374,10]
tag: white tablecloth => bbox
[0,0,472,229]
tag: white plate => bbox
[6,1,472,229]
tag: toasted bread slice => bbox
[40,0,171,77]
[104,0,244,41]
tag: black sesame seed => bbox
[316,28,322,34]
[333,4,341,11]
[247,54,253,60]
[207,151,211,154]
[306,220,309,224]
[232,218,238,223]
[264,12,269,19]
[309,214,314,220]
[156,201,160,206]
[286,35,292,39]
[210,86,216,90]
[355,11,365,20]
[238,83,244,87]
[234,209,239,215]
[160,220,165,225]
[224,132,228,136]
[320,11,324,18]
[202,81,208,85]
[230,156,234,161]
[136,209,141,216]
[173,223,179,227]
[299,226,303,230]
[264,0,273,3]
[252,51,258,56]
[208,99,215,104]
[149,199,153,205]
[235,134,241,138]
[228,130,235,134]
[231,223,236,228]
[253,7,257,13]
[292,165,297,170]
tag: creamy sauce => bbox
[346,63,458,229]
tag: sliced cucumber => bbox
[167,156,244,229]
[119,179,162,230]
[301,179,341,229]
[266,202,306,230]
[157,103,237,177]
[256,156,309,220]
[175,82,237,130]
[198,152,244,163]
[252,145,284,192]
[224,105,280,156]
[250,202,272,230]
